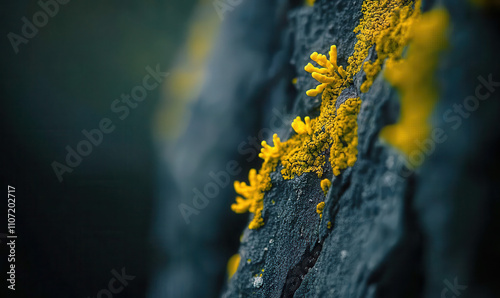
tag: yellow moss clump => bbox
[227,254,241,280]
[380,9,450,162]
[316,201,325,218]
[320,178,331,195]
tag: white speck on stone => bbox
[269,239,274,244]
[264,247,268,251]
[340,250,348,261]
[253,275,263,288]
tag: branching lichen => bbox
[291,116,313,135]
[304,45,350,97]
[232,0,446,229]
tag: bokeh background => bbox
[2,0,500,297]
[0,0,235,297]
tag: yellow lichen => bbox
[232,169,267,229]
[344,0,423,93]
[281,69,355,181]
[305,45,350,97]
[320,178,331,195]
[330,98,362,176]
[305,0,315,6]
[232,0,439,229]
[380,8,450,163]
[227,254,241,279]
[259,134,283,162]
[291,116,313,135]
[316,201,325,218]
[232,135,282,229]
[327,221,332,229]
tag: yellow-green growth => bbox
[346,0,423,92]
[232,134,282,229]
[320,178,331,195]
[330,98,362,176]
[292,116,313,135]
[281,46,354,181]
[316,201,325,218]
[232,0,438,229]
[327,221,332,229]
[227,254,241,280]
[381,9,450,163]
[304,45,350,97]
[305,0,315,7]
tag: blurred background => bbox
[0,0,239,297]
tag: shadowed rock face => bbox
[158,0,500,297]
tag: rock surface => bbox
[157,0,500,297]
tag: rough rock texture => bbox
[156,0,500,297]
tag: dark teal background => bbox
[0,1,197,296]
